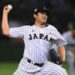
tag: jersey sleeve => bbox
[56,32,67,47]
[49,25,67,47]
[54,30,67,47]
[9,26,26,38]
[55,40,65,47]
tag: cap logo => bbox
[34,8,37,12]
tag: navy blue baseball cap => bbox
[34,6,50,14]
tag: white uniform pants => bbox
[13,58,68,75]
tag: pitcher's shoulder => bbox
[48,24,57,30]
[22,25,32,29]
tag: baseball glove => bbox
[49,49,63,65]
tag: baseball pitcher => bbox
[2,5,68,75]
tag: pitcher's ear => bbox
[33,14,36,19]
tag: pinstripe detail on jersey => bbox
[10,25,68,75]
[13,58,68,75]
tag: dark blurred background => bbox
[0,0,75,61]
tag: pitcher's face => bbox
[34,12,48,24]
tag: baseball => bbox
[7,5,12,10]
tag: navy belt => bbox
[27,59,44,67]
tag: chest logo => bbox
[29,33,51,41]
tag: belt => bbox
[27,58,44,67]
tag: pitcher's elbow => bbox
[2,31,9,36]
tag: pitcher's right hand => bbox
[3,5,12,15]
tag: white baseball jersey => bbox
[10,24,68,75]
[10,24,67,64]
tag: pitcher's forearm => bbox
[2,13,10,36]
[58,46,65,62]
[2,5,12,36]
